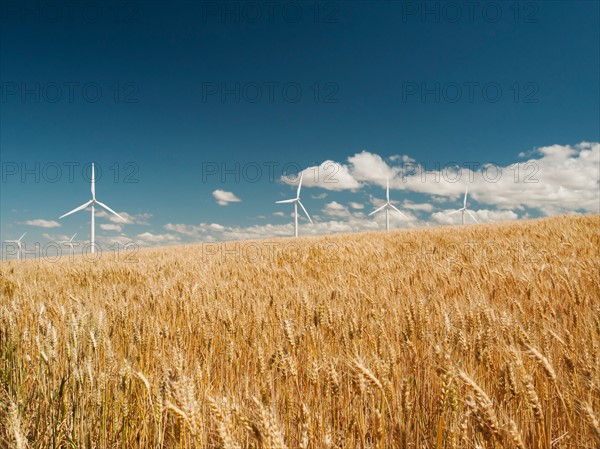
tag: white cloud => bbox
[300,143,599,216]
[348,202,364,209]
[273,211,285,217]
[402,200,434,212]
[213,189,241,206]
[42,232,72,241]
[348,151,399,186]
[390,142,600,215]
[164,223,205,237]
[100,223,123,232]
[135,232,181,245]
[323,201,351,218]
[209,223,225,231]
[105,235,134,246]
[96,210,152,225]
[22,219,61,228]
[282,161,361,191]
[432,209,518,225]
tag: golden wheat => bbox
[0,215,598,448]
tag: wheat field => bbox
[1,215,599,448]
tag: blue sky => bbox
[1,1,599,256]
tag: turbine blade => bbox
[297,200,313,223]
[95,200,127,222]
[59,200,93,219]
[466,209,479,223]
[71,233,77,241]
[447,208,463,216]
[19,232,26,241]
[297,172,304,198]
[91,163,95,199]
[276,199,296,204]
[463,185,468,208]
[386,177,389,202]
[389,204,407,218]
[369,203,387,216]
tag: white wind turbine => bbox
[369,177,406,231]
[61,233,78,256]
[276,172,312,237]
[3,232,26,260]
[448,185,479,225]
[59,163,127,253]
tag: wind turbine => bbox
[3,232,26,260]
[369,177,406,231]
[448,185,479,225]
[61,233,78,257]
[276,172,312,237]
[59,163,127,253]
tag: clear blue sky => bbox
[1,1,599,253]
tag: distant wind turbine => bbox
[276,172,312,237]
[3,232,26,260]
[447,185,479,224]
[61,233,78,256]
[369,178,406,231]
[59,163,127,253]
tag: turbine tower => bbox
[3,232,26,260]
[448,185,479,225]
[61,233,78,257]
[369,178,406,231]
[59,163,127,253]
[276,172,312,237]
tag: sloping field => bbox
[1,215,599,448]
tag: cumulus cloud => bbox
[348,202,364,209]
[22,219,61,228]
[96,210,152,225]
[432,209,519,225]
[100,223,123,232]
[323,201,351,218]
[347,151,399,186]
[136,232,181,245]
[165,217,387,242]
[278,142,599,216]
[402,200,434,212]
[282,161,361,191]
[213,189,241,206]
